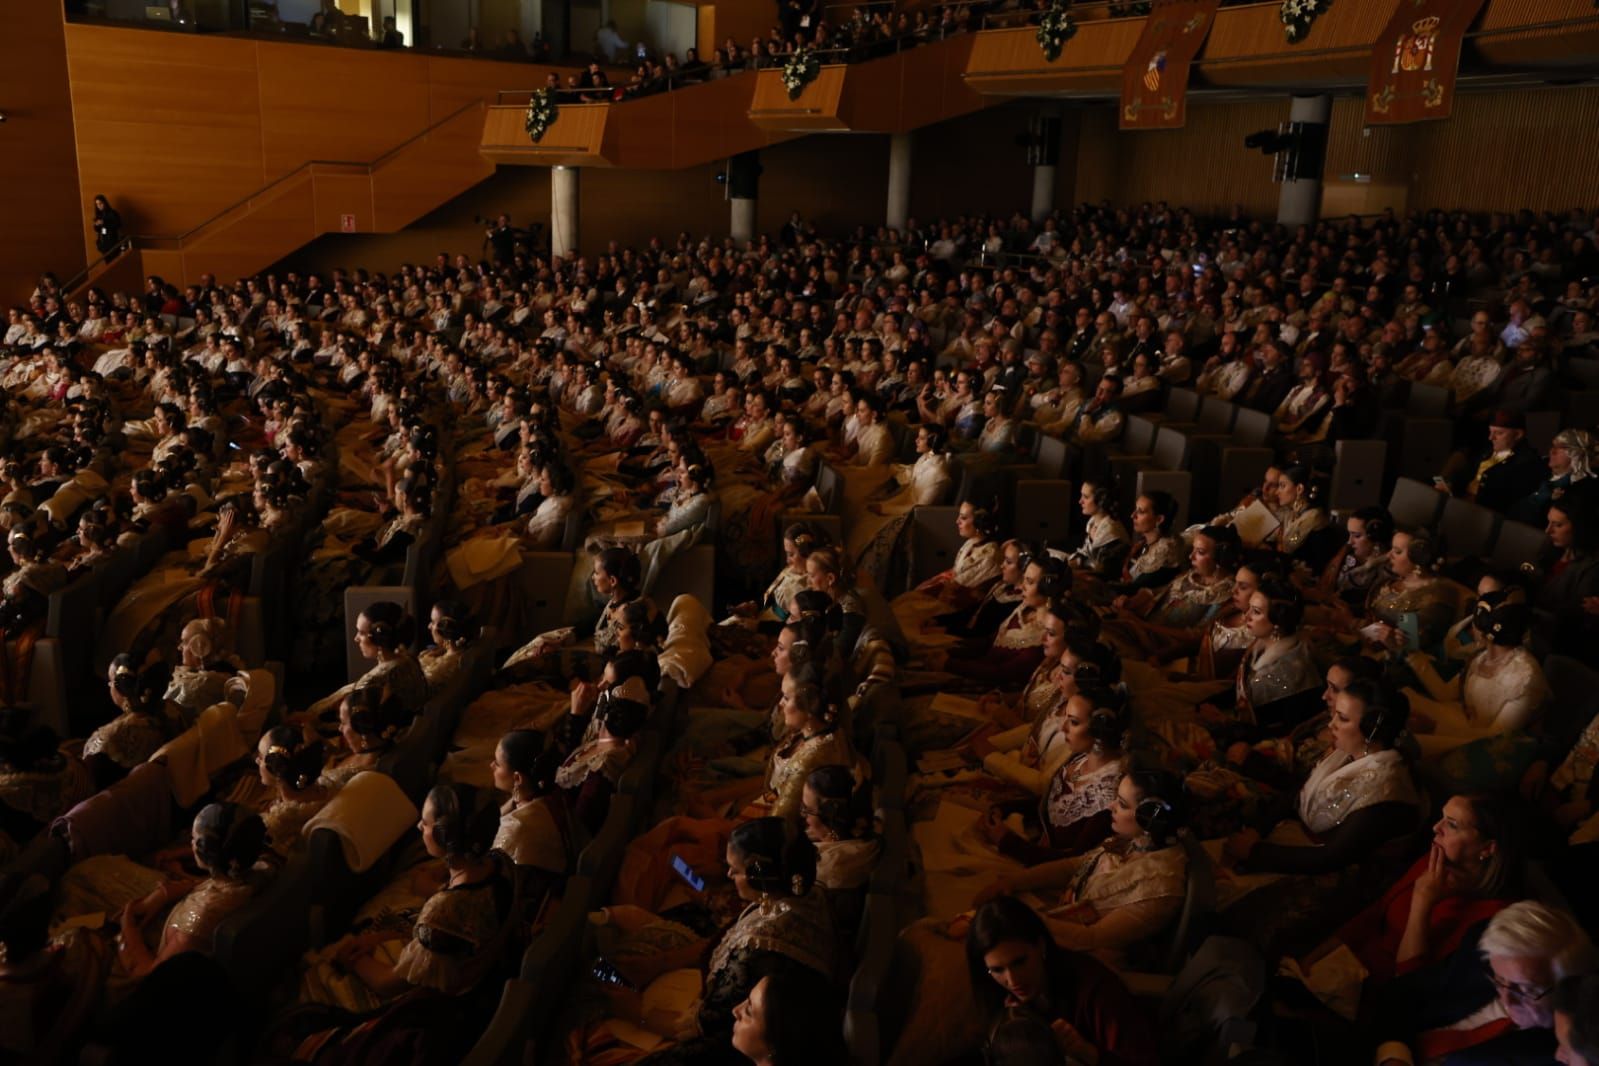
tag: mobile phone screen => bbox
[592,957,633,988]
[671,853,705,892]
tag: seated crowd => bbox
[2,196,1599,1066]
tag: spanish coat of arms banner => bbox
[1364,0,1489,125]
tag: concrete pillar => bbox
[1276,94,1332,228]
[1031,164,1057,224]
[727,150,761,244]
[730,197,757,244]
[550,165,580,259]
[886,132,912,231]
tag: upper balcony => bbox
[963,0,1599,97]
[747,33,984,132]
[481,72,788,169]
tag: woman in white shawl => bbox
[1221,677,1423,880]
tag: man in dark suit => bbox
[1441,410,1546,515]
[1244,340,1294,413]
[485,215,521,264]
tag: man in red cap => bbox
[1436,409,1545,514]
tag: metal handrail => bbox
[133,99,483,247]
[60,237,133,296]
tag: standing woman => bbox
[92,195,123,256]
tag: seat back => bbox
[1118,414,1158,457]
[1398,418,1454,483]
[1215,447,1274,519]
[872,738,908,812]
[870,806,910,896]
[1013,479,1074,550]
[1033,434,1068,480]
[844,892,901,1066]
[1388,476,1446,531]
[1439,496,1500,559]
[1329,439,1387,512]
[1162,830,1219,974]
[45,569,100,641]
[214,850,317,1000]
[1196,397,1236,435]
[1490,519,1547,572]
[517,552,576,645]
[1526,410,1561,454]
[647,542,714,609]
[908,506,965,588]
[93,542,141,612]
[1164,388,1201,423]
[575,794,635,890]
[1150,426,1191,471]
[133,525,172,572]
[1230,407,1272,447]
[1542,656,1599,757]
[1406,382,1452,417]
[816,462,843,514]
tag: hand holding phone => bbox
[671,853,706,893]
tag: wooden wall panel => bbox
[311,169,377,235]
[603,91,681,168]
[482,104,610,166]
[750,67,849,130]
[65,26,265,243]
[369,104,495,230]
[1065,84,1599,219]
[1099,96,1287,214]
[64,23,585,249]
[1,0,85,301]
[1404,87,1599,212]
[909,104,1042,221]
[255,46,432,175]
[668,73,769,166]
[423,55,570,116]
[964,22,1138,94]
[688,0,773,60]
[1472,0,1599,65]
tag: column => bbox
[886,132,912,232]
[730,198,757,244]
[1029,109,1063,223]
[1276,94,1332,228]
[728,151,761,244]
[550,165,580,259]
[1030,164,1056,224]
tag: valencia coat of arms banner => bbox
[1364,0,1489,125]
[1119,0,1221,131]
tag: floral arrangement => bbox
[1037,1,1078,62]
[524,88,558,143]
[781,47,821,100]
[1281,0,1332,44]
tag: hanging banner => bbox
[1119,0,1221,131]
[1364,0,1489,125]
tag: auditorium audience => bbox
[8,175,1599,1066]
